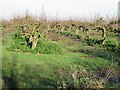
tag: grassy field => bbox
[1,17,120,89]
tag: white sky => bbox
[0,0,119,20]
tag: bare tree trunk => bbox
[101,28,106,45]
[31,36,38,49]
[75,29,79,35]
[61,27,64,33]
[86,29,90,39]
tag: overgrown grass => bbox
[7,33,62,54]
[1,16,120,89]
[2,50,119,88]
[2,31,120,89]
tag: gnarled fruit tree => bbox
[14,15,47,49]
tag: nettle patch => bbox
[8,33,62,54]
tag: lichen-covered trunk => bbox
[102,28,106,39]
[31,36,38,49]
[101,28,106,45]
[61,27,64,33]
[75,29,79,35]
[86,29,90,39]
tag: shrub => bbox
[104,40,118,52]
[59,31,71,36]
[8,34,31,52]
[85,37,103,46]
[36,40,62,54]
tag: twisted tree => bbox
[94,17,107,44]
[14,14,47,49]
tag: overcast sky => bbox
[0,0,119,20]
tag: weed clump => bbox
[56,64,119,89]
[8,33,62,54]
[104,39,119,53]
